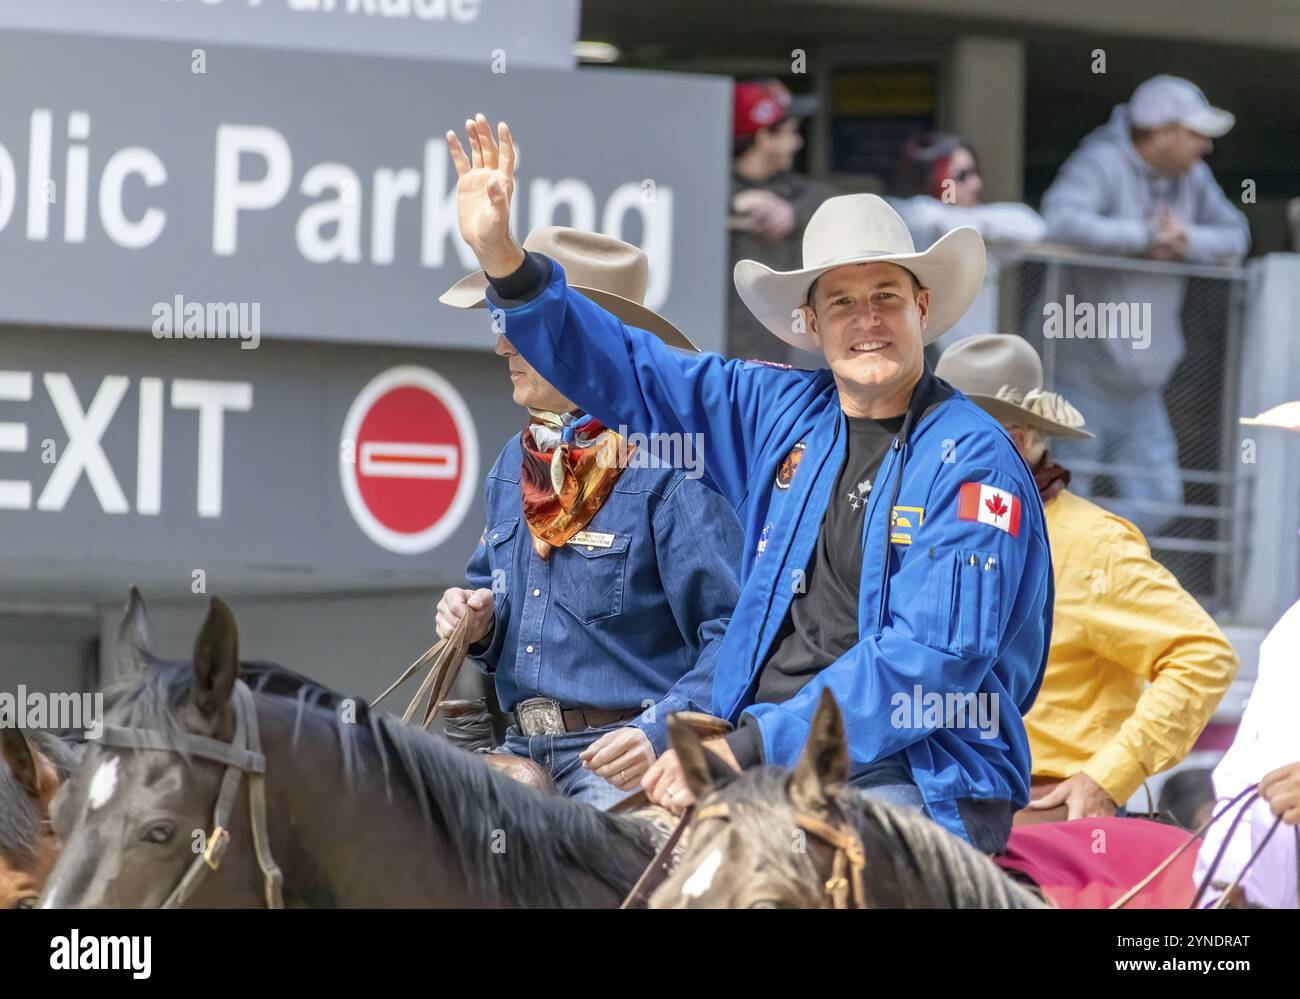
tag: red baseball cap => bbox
[733,79,818,139]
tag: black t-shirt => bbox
[727,412,904,767]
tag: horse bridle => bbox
[692,801,869,909]
[94,679,284,909]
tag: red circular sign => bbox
[340,367,478,554]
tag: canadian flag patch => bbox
[957,482,1021,537]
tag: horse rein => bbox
[373,614,471,729]
[94,679,284,909]
[690,801,869,909]
[1189,786,1293,909]
[1109,782,1293,910]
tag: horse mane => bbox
[838,788,1045,909]
[691,767,1044,909]
[0,732,82,866]
[103,657,657,908]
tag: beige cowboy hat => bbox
[439,226,697,352]
[733,193,986,350]
[934,333,1094,439]
[1241,402,1300,432]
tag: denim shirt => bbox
[465,433,744,755]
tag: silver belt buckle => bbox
[517,697,565,737]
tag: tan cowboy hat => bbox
[934,334,1094,439]
[1241,402,1300,432]
[733,193,986,350]
[439,226,697,352]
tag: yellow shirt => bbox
[1026,489,1239,804]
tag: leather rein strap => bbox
[373,613,471,729]
[619,803,695,910]
[1188,786,1291,910]
[1109,782,1291,910]
[95,679,284,909]
[789,808,869,909]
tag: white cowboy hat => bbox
[440,226,697,352]
[935,334,1094,439]
[734,193,986,350]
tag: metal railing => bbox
[976,244,1248,613]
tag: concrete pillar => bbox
[1235,253,1300,626]
[945,36,1026,203]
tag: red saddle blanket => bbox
[995,817,1198,909]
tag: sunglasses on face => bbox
[951,167,979,183]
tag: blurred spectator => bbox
[727,78,836,363]
[1040,75,1250,537]
[890,133,1046,355]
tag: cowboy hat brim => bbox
[960,392,1095,439]
[439,270,699,353]
[733,226,986,350]
[1240,402,1300,432]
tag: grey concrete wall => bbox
[1235,254,1300,626]
[0,611,98,704]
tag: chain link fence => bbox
[935,244,1247,614]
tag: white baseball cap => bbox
[1129,75,1234,138]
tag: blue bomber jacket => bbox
[486,256,1053,843]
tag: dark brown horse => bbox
[0,728,81,909]
[42,593,657,908]
[650,689,1046,909]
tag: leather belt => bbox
[514,696,642,736]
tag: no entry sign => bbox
[339,366,478,554]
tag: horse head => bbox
[42,590,258,909]
[1,725,76,909]
[651,689,1046,909]
[651,688,854,908]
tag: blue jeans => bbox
[849,755,926,810]
[848,756,1012,854]
[493,722,635,811]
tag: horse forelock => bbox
[676,769,829,908]
[103,657,369,763]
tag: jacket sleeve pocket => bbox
[946,549,1003,659]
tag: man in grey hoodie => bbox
[1040,75,1249,537]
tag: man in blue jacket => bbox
[444,116,1052,851]
[435,226,743,810]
